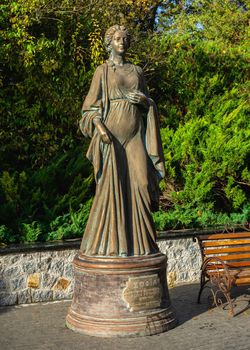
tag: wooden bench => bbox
[196,231,250,315]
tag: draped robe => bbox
[79,61,165,256]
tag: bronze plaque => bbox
[122,274,162,311]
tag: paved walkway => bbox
[1,283,250,350]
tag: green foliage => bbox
[0,225,16,245]
[153,204,250,231]
[151,0,249,229]
[47,198,93,241]
[1,0,93,171]
[0,0,249,243]
[21,221,43,242]
[0,146,94,243]
[160,86,249,213]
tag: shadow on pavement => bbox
[170,283,208,325]
[0,305,16,315]
[169,282,250,325]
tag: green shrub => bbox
[47,199,93,241]
[153,204,250,232]
[21,221,43,243]
[0,225,16,245]
[0,0,249,243]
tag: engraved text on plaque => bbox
[122,274,162,311]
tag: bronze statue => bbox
[79,25,165,256]
[66,26,177,337]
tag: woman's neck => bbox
[110,53,124,66]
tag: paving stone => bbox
[0,283,249,350]
[53,278,70,291]
[0,278,9,291]
[27,273,40,289]
[31,290,53,303]
[4,265,21,278]
[63,264,73,278]
[10,276,26,292]
[10,255,21,265]
[50,260,64,275]
[17,288,32,304]
[38,256,52,272]
[41,273,57,289]
[53,291,71,301]
[23,261,38,274]
[0,292,17,306]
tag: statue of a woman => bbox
[79,25,165,256]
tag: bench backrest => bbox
[198,232,250,269]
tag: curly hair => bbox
[104,25,130,53]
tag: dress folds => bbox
[79,61,165,256]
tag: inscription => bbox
[122,274,162,311]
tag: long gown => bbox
[79,60,165,256]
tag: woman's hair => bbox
[104,25,130,53]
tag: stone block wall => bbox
[0,238,202,306]
[158,238,202,287]
[0,250,77,306]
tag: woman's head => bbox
[104,25,130,55]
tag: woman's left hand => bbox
[126,91,149,106]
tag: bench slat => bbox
[202,240,250,247]
[207,269,250,278]
[205,261,250,268]
[200,232,250,240]
[203,253,250,261]
[203,246,250,254]
[198,233,250,312]
[235,277,250,285]
[230,270,250,278]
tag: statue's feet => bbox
[120,252,128,257]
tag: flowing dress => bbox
[79,61,165,256]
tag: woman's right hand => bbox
[100,131,112,144]
[93,118,112,144]
[126,91,149,107]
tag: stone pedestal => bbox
[66,252,177,337]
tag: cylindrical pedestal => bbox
[66,252,177,337]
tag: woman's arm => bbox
[93,117,112,144]
[80,65,112,144]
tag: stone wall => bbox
[0,238,202,306]
[0,250,77,306]
[158,238,202,287]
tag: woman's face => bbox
[111,30,128,56]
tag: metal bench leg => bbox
[224,289,234,316]
[197,271,209,304]
[202,257,235,316]
[210,284,234,316]
[197,257,235,315]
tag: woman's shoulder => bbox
[94,62,144,76]
[91,64,107,80]
[94,64,106,73]
[133,64,143,71]
[131,64,144,75]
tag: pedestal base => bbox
[66,253,177,337]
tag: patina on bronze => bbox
[66,25,177,337]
